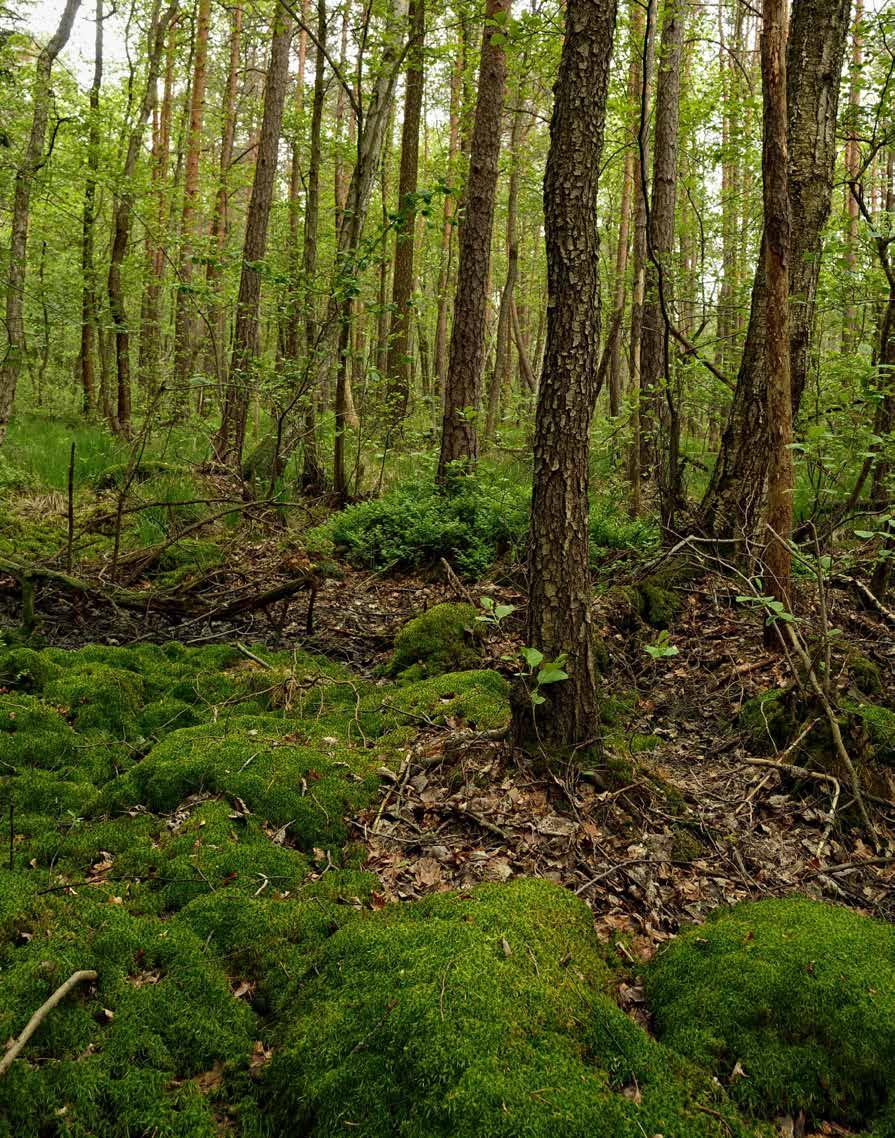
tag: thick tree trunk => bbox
[638,0,686,493]
[436,0,511,482]
[214,4,293,469]
[761,0,793,610]
[79,0,103,416]
[0,0,82,442]
[172,0,212,397]
[514,0,616,749]
[700,0,851,542]
[107,0,175,437]
[607,0,644,419]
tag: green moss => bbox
[44,663,144,739]
[261,878,762,1138]
[738,689,796,749]
[0,895,255,1138]
[843,699,895,764]
[844,651,884,697]
[670,827,703,862]
[390,602,481,679]
[103,714,380,851]
[646,897,895,1128]
[363,669,510,737]
[0,646,61,692]
[93,459,190,490]
[638,581,682,628]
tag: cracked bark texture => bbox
[516,0,616,748]
[700,0,851,543]
[437,0,512,482]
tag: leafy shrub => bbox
[646,897,895,1128]
[315,466,659,579]
[317,468,530,578]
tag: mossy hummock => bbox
[646,897,895,1129]
[389,602,482,679]
[261,879,763,1138]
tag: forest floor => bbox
[2,466,895,1136]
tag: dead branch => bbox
[0,970,98,1077]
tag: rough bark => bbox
[79,0,103,416]
[214,4,293,469]
[436,0,511,482]
[842,0,864,352]
[0,0,82,443]
[107,0,176,437]
[761,0,793,609]
[172,0,213,395]
[515,0,616,748]
[638,0,686,483]
[700,0,852,542]
[385,0,425,421]
[433,38,464,398]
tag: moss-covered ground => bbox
[0,633,891,1137]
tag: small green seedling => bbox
[517,647,569,706]
[477,595,516,628]
[735,593,797,625]
[644,630,679,661]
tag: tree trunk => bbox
[107,0,175,438]
[607,0,644,418]
[436,0,511,483]
[138,16,177,395]
[79,0,103,416]
[0,0,82,442]
[172,0,212,398]
[842,0,863,353]
[638,0,686,497]
[330,0,411,502]
[486,98,526,438]
[385,0,425,422]
[514,0,616,749]
[700,0,851,543]
[626,0,657,516]
[761,0,793,613]
[433,38,463,399]
[214,4,293,469]
[204,4,242,388]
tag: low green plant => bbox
[644,629,680,660]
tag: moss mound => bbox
[261,878,761,1138]
[646,897,895,1128]
[389,602,481,679]
[362,668,510,737]
[0,893,255,1138]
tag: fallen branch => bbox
[0,970,98,1077]
[831,572,895,627]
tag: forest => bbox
[0,0,894,1131]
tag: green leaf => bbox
[530,691,546,706]
[520,647,544,669]
[536,667,568,685]
[494,604,515,620]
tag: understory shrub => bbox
[646,897,895,1129]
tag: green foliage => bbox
[390,602,481,679]
[644,629,680,660]
[260,878,762,1138]
[361,669,511,737]
[646,897,895,1128]
[0,894,255,1138]
[316,468,531,578]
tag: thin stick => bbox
[0,970,98,1077]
